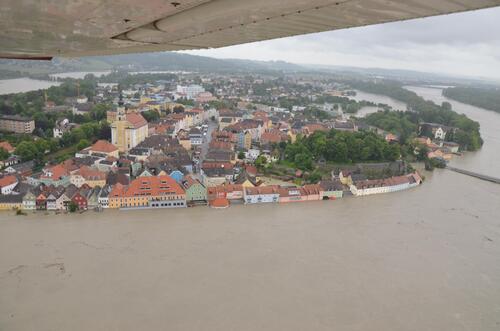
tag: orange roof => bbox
[209,141,233,150]
[202,161,234,170]
[245,185,279,195]
[90,140,118,153]
[0,141,14,153]
[77,166,107,181]
[302,184,322,195]
[126,112,148,129]
[304,124,328,134]
[261,132,283,143]
[109,183,127,198]
[124,175,185,197]
[0,175,17,187]
[245,165,257,176]
[221,184,243,193]
[209,197,230,208]
[41,164,68,180]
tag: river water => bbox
[349,90,408,117]
[1,84,500,331]
[405,85,500,178]
[49,71,111,79]
[0,78,60,95]
[0,72,110,95]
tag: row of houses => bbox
[206,179,346,208]
[0,175,343,210]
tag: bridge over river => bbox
[446,166,500,184]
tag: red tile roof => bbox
[0,141,15,153]
[209,141,233,150]
[90,140,118,153]
[202,161,234,170]
[41,164,69,180]
[209,197,230,208]
[124,175,185,197]
[245,165,257,176]
[0,175,17,187]
[109,183,126,198]
[126,112,148,129]
[77,166,107,181]
[245,185,279,195]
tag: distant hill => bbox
[1,51,498,87]
[0,52,306,78]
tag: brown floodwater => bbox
[1,169,500,331]
[1,85,500,330]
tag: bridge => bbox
[446,166,500,184]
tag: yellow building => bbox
[110,106,149,152]
[242,131,252,150]
[0,195,23,210]
[140,96,153,104]
[108,176,186,209]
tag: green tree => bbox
[0,147,9,160]
[142,110,160,122]
[255,155,267,169]
[307,170,322,184]
[15,141,39,161]
[68,201,78,213]
[76,139,90,150]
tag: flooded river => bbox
[1,85,500,331]
[405,85,500,178]
[349,89,408,117]
[0,78,60,95]
[1,171,499,331]
[0,72,110,95]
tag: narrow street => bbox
[193,120,218,176]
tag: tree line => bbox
[281,129,400,170]
[349,80,483,151]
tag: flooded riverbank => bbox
[348,89,408,117]
[0,78,60,95]
[0,71,110,95]
[1,83,500,331]
[1,169,500,331]
[405,85,500,178]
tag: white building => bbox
[350,173,422,197]
[0,175,18,195]
[76,96,88,104]
[176,84,205,100]
[98,185,111,209]
[245,149,261,161]
[244,186,280,204]
[435,127,446,140]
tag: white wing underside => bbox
[2,0,500,58]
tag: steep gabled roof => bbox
[90,140,118,153]
[126,112,148,129]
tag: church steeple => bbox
[117,85,126,121]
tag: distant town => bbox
[0,69,479,213]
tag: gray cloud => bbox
[185,7,500,80]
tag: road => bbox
[193,120,218,175]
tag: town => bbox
[0,70,477,213]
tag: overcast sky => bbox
[185,6,500,80]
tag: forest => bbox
[349,80,483,151]
[443,86,500,113]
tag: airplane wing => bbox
[2,0,500,59]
